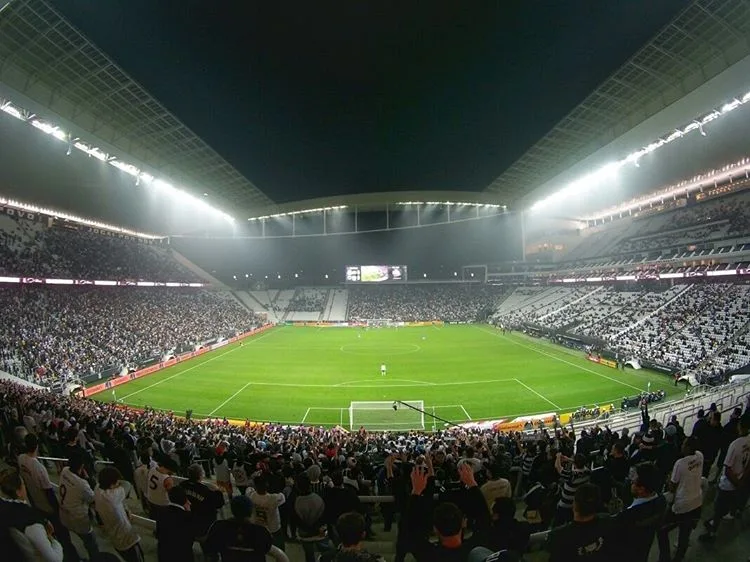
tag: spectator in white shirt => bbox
[58,455,98,559]
[94,467,143,562]
[247,473,286,551]
[656,436,704,562]
[17,434,78,561]
[699,413,750,542]
[0,466,63,562]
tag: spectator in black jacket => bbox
[616,462,667,562]
[717,407,742,470]
[156,486,194,562]
[320,512,385,562]
[698,411,723,478]
[205,495,273,562]
[546,483,616,562]
[486,497,530,554]
[324,470,361,543]
[406,463,491,562]
[179,464,224,545]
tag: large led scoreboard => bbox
[345,265,407,283]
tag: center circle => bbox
[340,343,421,356]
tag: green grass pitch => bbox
[93,325,683,428]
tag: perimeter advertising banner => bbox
[587,353,618,369]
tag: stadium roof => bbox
[485,0,750,207]
[245,191,506,221]
[0,0,273,216]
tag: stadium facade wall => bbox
[83,323,273,397]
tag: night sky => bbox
[51,0,689,204]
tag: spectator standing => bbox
[616,463,666,562]
[656,436,704,562]
[294,472,330,562]
[546,483,616,562]
[405,463,491,561]
[59,455,99,559]
[0,466,63,562]
[18,434,79,561]
[699,413,750,542]
[247,473,286,551]
[94,467,143,562]
[554,452,590,525]
[697,411,722,478]
[205,495,273,562]
[480,467,511,513]
[487,497,531,554]
[156,486,194,562]
[320,512,385,562]
[324,470,361,543]
[179,464,224,547]
[146,457,177,522]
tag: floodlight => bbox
[0,103,23,119]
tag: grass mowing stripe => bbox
[480,326,643,392]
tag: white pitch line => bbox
[301,408,311,424]
[208,381,253,416]
[514,378,562,410]
[118,328,279,401]
[459,404,472,421]
[481,327,642,392]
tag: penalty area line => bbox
[514,378,562,411]
[301,408,311,424]
[459,404,472,421]
[208,381,253,416]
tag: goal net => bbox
[349,400,425,431]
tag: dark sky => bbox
[51,0,689,204]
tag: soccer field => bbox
[93,324,681,429]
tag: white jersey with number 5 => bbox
[146,467,170,506]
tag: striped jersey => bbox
[558,465,590,509]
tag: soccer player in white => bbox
[381,363,386,377]
[59,454,99,559]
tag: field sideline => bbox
[93,324,683,427]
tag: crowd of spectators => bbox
[494,282,750,385]
[288,290,328,312]
[0,215,199,281]
[348,285,506,323]
[0,286,263,385]
[0,379,748,562]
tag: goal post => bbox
[349,400,425,431]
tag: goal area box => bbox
[349,400,424,431]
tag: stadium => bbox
[1,1,750,562]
